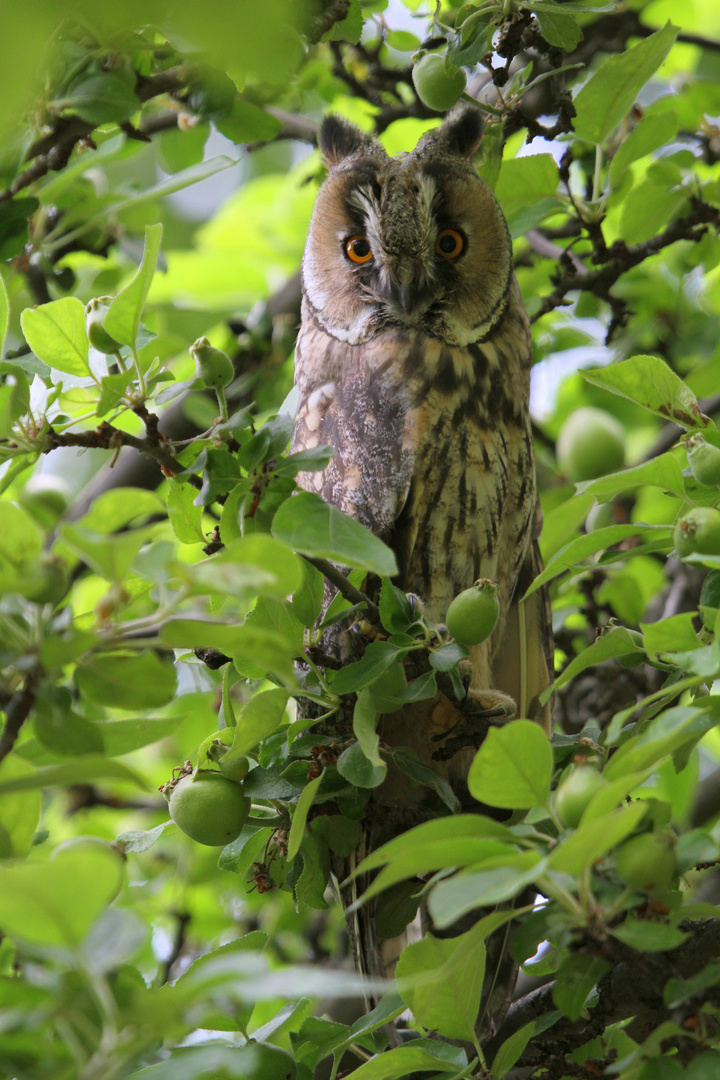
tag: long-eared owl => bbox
[291,105,552,1031]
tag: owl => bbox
[291,106,552,1035]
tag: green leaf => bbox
[229,688,290,759]
[396,923,486,1042]
[337,741,386,789]
[620,168,688,246]
[495,155,560,237]
[0,844,125,946]
[385,748,461,813]
[341,1041,466,1079]
[664,961,720,1007]
[291,559,325,628]
[611,918,688,952]
[525,523,669,597]
[352,814,514,877]
[548,802,648,875]
[609,111,679,186]
[427,852,544,929]
[604,705,716,780]
[75,651,178,709]
[65,71,138,125]
[288,775,323,861]
[104,223,163,348]
[188,536,302,601]
[0,272,8,356]
[379,578,415,634]
[641,613,701,654]
[167,481,205,544]
[117,821,173,854]
[353,688,383,767]
[573,22,678,144]
[536,10,583,50]
[553,954,609,1020]
[543,626,646,702]
[467,720,552,809]
[97,714,183,756]
[491,1021,535,1078]
[272,491,398,577]
[310,815,361,857]
[214,99,283,143]
[331,641,405,696]
[0,757,41,858]
[295,832,330,911]
[323,0,363,43]
[20,297,89,376]
[356,837,517,906]
[0,196,39,260]
[0,756,146,795]
[575,452,686,501]
[59,522,149,581]
[583,354,709,429]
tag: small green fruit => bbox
[412,54,467,112]
[85,297,122,354]
[556,407,625,482]
[168,771,250,847]
[614,830,677,892]
[21,475,71,526]
[218,752,250,782]
[238,1043,297,1080]
[51,836,125,901]
[18,554,69,606]
[555,767,608,828]
[445,579,500,646]
[687,434,720,487]
[673,507,720,558]
[190,336,234,389]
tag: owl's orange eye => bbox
[436,228,464,260]
[345,236,373,264]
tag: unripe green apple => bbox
[445,579,500,646]
[556,407,625,482]
[555,767,608,827]
[190,336,234,389]
[18,554,70,606]
[673,507,720,558]
[614,830,677,892]
[412,54,467,112]
[85,297,122,354]
[167,771,250,847]
[686,434,720,487]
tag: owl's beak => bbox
[384,273,426,319]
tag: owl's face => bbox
[302,107,513,348]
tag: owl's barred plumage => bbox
[292,106,552,1039]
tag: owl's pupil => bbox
[439,234,457,253]
[353,239,370,257]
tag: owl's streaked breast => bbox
[292,278,534,627]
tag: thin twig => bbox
[301,555,380,623]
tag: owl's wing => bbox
[491,511,553,733]
[292,369,415,544]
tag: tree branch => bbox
[301,555,381,623]
[0,677,37,766]
[484,919,720,1065]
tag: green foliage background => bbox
[2,1,720,1078]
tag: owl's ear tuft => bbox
[319,115,375,167]
[425,106,485,160]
